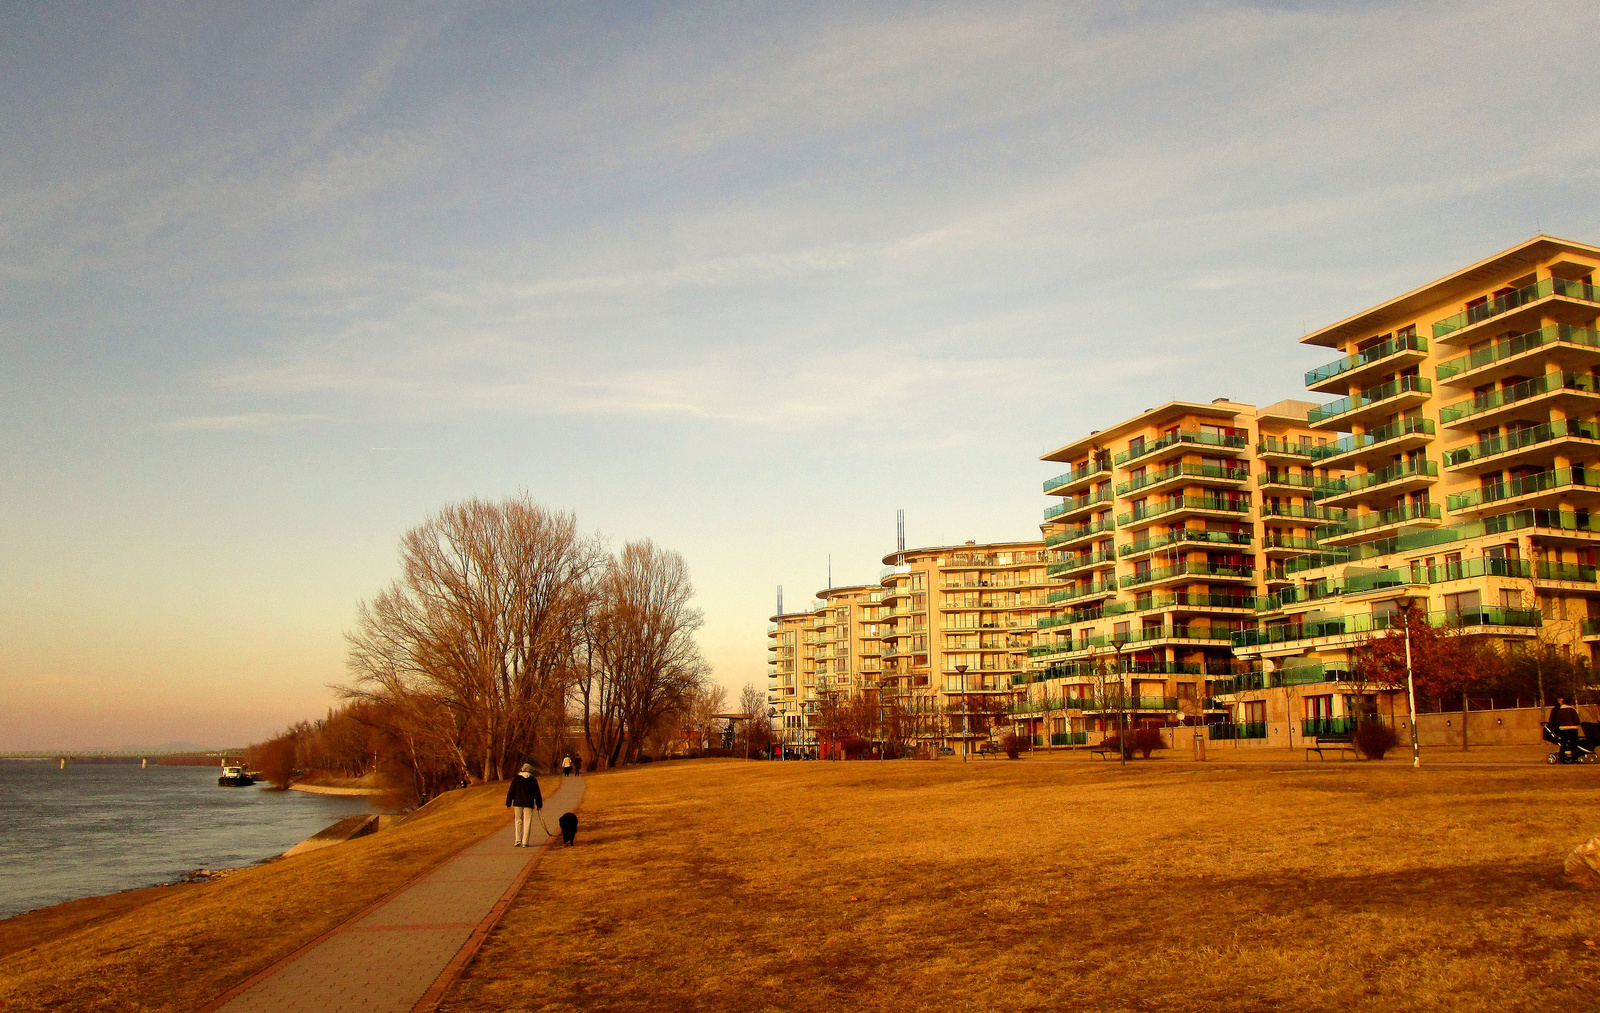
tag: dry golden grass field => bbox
[0,778,547,1013]
[445,755,1600,1013]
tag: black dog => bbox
[558,812,578,847]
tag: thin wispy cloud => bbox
[162,412,334,432]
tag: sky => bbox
[4,0,1600,749]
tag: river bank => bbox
[0,779,540,1012]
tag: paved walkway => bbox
[208,775,584,1013]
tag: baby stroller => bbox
[1542,721,1600,764]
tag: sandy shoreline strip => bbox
[287,783,386,796]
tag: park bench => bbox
[1089,745,1116,760]
[1305,734,1360,761]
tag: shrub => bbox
[1001,733,1024,760]
[1354,719,1398,759]
[1133,727,1167,758]
[841,736,870,759]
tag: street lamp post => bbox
[956,664,969,762]
[1397,596,1422,769]
[1111,637,1129,767]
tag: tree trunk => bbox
[1461,688,1469,751]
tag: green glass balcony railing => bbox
[1433,277,1600,338]
[1119,528,1252,556]
[1442,419,1600,468]
[1535,560,1598,583]
[1119,625,1238,644]
[1232,607,1541,648]
[1307,375,1432,426]
[1120,562,1254,588]
[1436,324,1600,381]
[1438,371,1598,425]
[1046,581,1118,603]
[1260,503,1348,522]
[1306,333,1428,386]
[1308,416,1435,462]
[1312,458,1438,501]
[1258,471,1319,489]
[1276,665,1354,687]
[1118,496,1251,525]
[1302,716,1360,737]
[1044,489,1114,520]
[1317,502,1441,537]
[1044,519,1116,546]
[1482,508,1600,538]
[1257,437,1318,458]
[1113,429,1249,466]
[1047,550,1117,575]
[1042,460,1112,493]
[1447,467,1599,511]
[1209,722,1267,741]
[1135,591,1259,611]
[1583,619,1600,637]
[1116,462,1249,495]
[1262,536,1320,552]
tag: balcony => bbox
[1433,276,1600,341]
[1133,591,1260,612]
[1042,460,1112,496]
[1113,429,1248,467]
[1047,549,1117,576]
[1256,437,1319,461]
[1261,535,1321,556]
[1307,375,1432,431]
[1119,528,1251,559]
[1259,471,1322,497]
[1116,462,1250,496]
[1117,495,1251,527]
[1312,459,1439,507]
[1442,419,1600,471]
[1534,560,1599,585]
[1260,503,1348,523]
[1584,619,1600,639]
[1120,562,1254,589]
[1044,488,1114,522]
[1231,606,1541,649]
[1309,417,1436,470]
[1316,503,1442,546]
[1438,371,1600,429]
[1044,518,1116,549]
[1435,325,1600,387]
[1306,332,1430,393]
[1481,507,1600,544]
[1046,580,1119,604]
[1447,467,1600,515]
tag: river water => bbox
[0,761,383,919]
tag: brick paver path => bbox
[210,775,584,1013]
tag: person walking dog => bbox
[505,763,544,847]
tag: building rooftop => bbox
[1040,399,1255,463]
[1299,234,1600,349]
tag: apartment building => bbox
[878,540,1048,753]
[1227,235,1600,745]
[765,583,883,756]
[1024,399,1341,746]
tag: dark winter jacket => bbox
[1551,705,1582,728]
[505,773,543,809]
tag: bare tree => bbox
[580,540,709,767]
[345,494,604,782]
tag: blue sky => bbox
[4,0,1600,748]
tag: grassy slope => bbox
[444,758,1599,1013]
[0,779,546,1013]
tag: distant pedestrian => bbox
[561,755,571,777]
[505,763,543,847]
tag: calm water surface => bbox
[0,762,383,919]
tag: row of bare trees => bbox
[253,494,721,803]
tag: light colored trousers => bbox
[513,806,541,846]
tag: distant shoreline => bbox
[288,783,386,796]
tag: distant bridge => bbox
[1,749,247,767]
[0,749,244,758]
